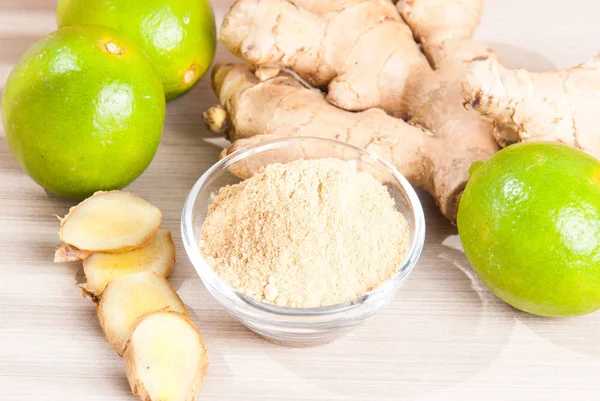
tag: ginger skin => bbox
[54,243,91,262]
[398,0,484,67]
[206,0,499,221]
[462,55,600,156]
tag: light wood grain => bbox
[1,1,600,400]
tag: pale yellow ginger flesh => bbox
[83,230,176,297]
[462,55,600,157]
[58,191,162,254]
[124,311,208,401]
[97,271,188,355]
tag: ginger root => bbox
[206,0,500,221]
[208,0,600,220]
[57,191,162,258]
[124,311,208,401]
[83,230,176,297]
[97,271,188,355]
[462,54,600,156]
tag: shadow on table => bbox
[516,302,600,359]
[484,41,556,72]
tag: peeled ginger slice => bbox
[83,230,176,296]
[124,311,208,401]
[97,271,188,355]
[59,191,162,253]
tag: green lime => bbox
[2,25,165,198]
[57,0,216,100]
[458,142,600,317]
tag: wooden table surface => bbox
[2,1,600,400]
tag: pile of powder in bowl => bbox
[199,158,410,308]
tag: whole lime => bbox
[2,25,165,198]
[57,0,216,100]
[458,142,600,317]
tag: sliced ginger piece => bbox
[124,311,208,401]
[58,191,162,254]
[97,271,188,355]
[83,230,176,296]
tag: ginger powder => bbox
[199,158,410,308]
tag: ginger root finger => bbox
[462,55,600,156]
[124,311,208,401]
[97,271,188,355]
[220,0,430,117]
[202,105,230,136]
[397,0,484,67]
[209,64,497,221]
[58,191,162,254]
[83,230,176,297]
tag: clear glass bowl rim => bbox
[181,137,426,320]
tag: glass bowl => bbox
[181,137,425,346]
